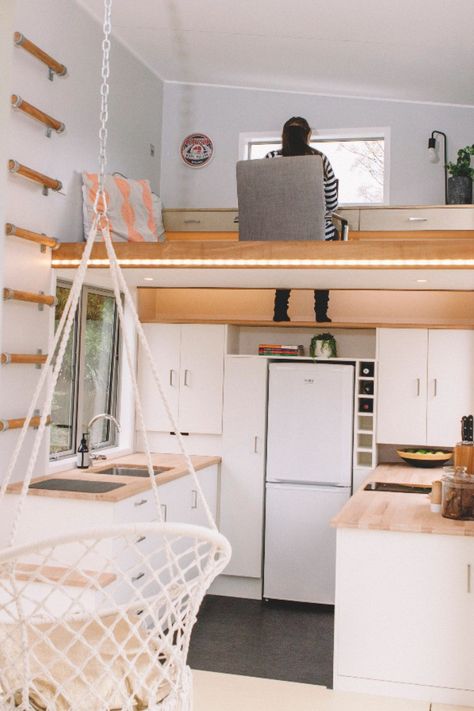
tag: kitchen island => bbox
[1,452,220,546]
[332,463,474,706]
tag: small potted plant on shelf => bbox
[310,333,337,359]
[446,144,474,204]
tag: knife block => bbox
[454,444,474,475]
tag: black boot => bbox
[314,289,332,322]
[273,289,291,322]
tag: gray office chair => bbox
[236,156,348,241]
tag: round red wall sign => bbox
[180,133,214,168]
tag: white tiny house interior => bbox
[1,1,474,709]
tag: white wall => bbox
[0,0,15,347]
[160,82,474,208]
[0,0,165,489]
[7,0,164,244]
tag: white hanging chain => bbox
[94,0,113,214]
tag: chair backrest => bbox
[236,155,325,241]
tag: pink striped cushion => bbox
[82,173,164,242]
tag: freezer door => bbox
[267,362,354,486]
[263,483,350,604]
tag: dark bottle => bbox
[360,381,374,395]
[360,362,374,377]
[76,433,90,469]
[359,398,374,413]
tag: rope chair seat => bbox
[0,523,230,710]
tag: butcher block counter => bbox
[6,452,221,502]
[333,463,474,705]
[332,462,474,536]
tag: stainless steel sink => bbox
[93,465,172,478]
[364,481,432,494]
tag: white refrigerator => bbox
[264,361,354,604]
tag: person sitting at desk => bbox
[266,116,338,322]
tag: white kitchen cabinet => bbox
[334,528,474,700]
[138,324,226,434]
[376,328,474,446]
[220,356,268,578]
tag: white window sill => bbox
[49,446,134,474]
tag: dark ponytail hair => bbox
[281,116,317,156]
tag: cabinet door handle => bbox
[191,489,198,509]
[184,369,191,387]
[433,378,438,397]
[161,504,167,521]
[468,564,471,593]
[254,436,259,453]
[136,535,146,544]
[408,216,428,222]
[134,498,148,507]
[132,572,145,582]
[416,378,421,397]
[169,369,177,387]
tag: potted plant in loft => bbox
[310,333,337,359]
[446,144,474,204]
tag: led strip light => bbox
[52,258,474,267]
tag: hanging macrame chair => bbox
[0,2,231,709]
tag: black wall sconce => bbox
[428,130,448,204]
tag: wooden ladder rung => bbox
[14,32,67,78]
[8,159,62,193]
[0,415,52,432]
[1,352,48,366]
[5,223,59,250]
[3,288,55,307]
[11,94,65,134]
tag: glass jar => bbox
[441,466,474,520]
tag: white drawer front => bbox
[116,492,157,523]
[163,210,239,232]
[360,207,474,231]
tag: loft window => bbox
[241,128,389,205]
[50,282,120,459]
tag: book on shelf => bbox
[258,344,305,356]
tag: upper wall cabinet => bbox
[376,328,474,447]
[138,324,226,435]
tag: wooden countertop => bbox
[7,452,221,502]
[332,463,474,537]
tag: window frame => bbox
[50,281,121,461]
[239,126,390,206]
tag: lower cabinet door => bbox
[336,529,474,690]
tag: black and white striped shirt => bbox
[265,149,338,239]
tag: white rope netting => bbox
[0,1,231,708]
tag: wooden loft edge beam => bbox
[51,239,474,269]
[138,318,474,329]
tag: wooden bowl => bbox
[396,449,453,468]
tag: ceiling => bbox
[77,0,474,105]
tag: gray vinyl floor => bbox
[188,595,334,688]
